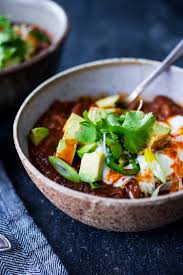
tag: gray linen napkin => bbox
[0,161,68,275]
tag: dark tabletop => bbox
[1,0,183,274]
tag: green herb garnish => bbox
[43,93,174,199]
[106,138,122,159]
[75,111,98,143]
[0,15,50,69]
[0,16,27,68]
[121,111,155,153]
[29,28,50,43]
[75,120,97,143]
[106,113,120,126]
[74,107,156,179]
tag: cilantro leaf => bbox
[29,28,50,43]
[106,136,122,159]
[0,37,26,68]
[0,46,16,67]
[121,111,155,153]
[108,142,122,159]
[96,119,110,134]
[106,113,120,126]
[9,37,27,59]
[0,31,13,45]
[119,114,126,123]
[75,119,97,143]
[0,16,27,69]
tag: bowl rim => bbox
[13,57,183,206]
[0,0,70,76]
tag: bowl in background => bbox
[13,58,183,232]
[0,0,69,110]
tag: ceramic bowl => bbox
[0,0,69,109]
[13,58,183,232]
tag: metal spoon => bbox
[0,234,11,252]
[125,39,183,105]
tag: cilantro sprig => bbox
[29,28,50,43]
[121,111,155,153]
[0,15,50,69]
[75,110,155,154]
[0,16,26,68]
[75,111,99,143]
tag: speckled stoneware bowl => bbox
[0,0,69,109]
[13,58,183,232]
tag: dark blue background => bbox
[1,0,183,274]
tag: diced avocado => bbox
[105,108,122,115]
[77,143,97,158]
[96,95,120,108]
[48,156,80,183]
[88,107,107,123]
[105,108,118,113]
[79,151,105,183]
[148,122,171,150]
[153,122,171,135]
[56,138,77,165]
[88,107,118,124]
[63,113,84,139]
[30,127,49,146]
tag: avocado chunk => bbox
[88,107,107,123]
[56,138,77,165]
[148,122,171,150]
[96,95,120,108]
[30,127,49,146]
[48,156,80,183]
[88,107,117,124]
[77,143,97,158]
[63,113,84,139]
[79,151,105,183]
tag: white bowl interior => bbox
[15,59,183,158]
[0,0,68,43]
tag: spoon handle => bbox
[0,234,11,252]
[126,39,183,104]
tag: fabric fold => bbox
[0,161,68,275]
